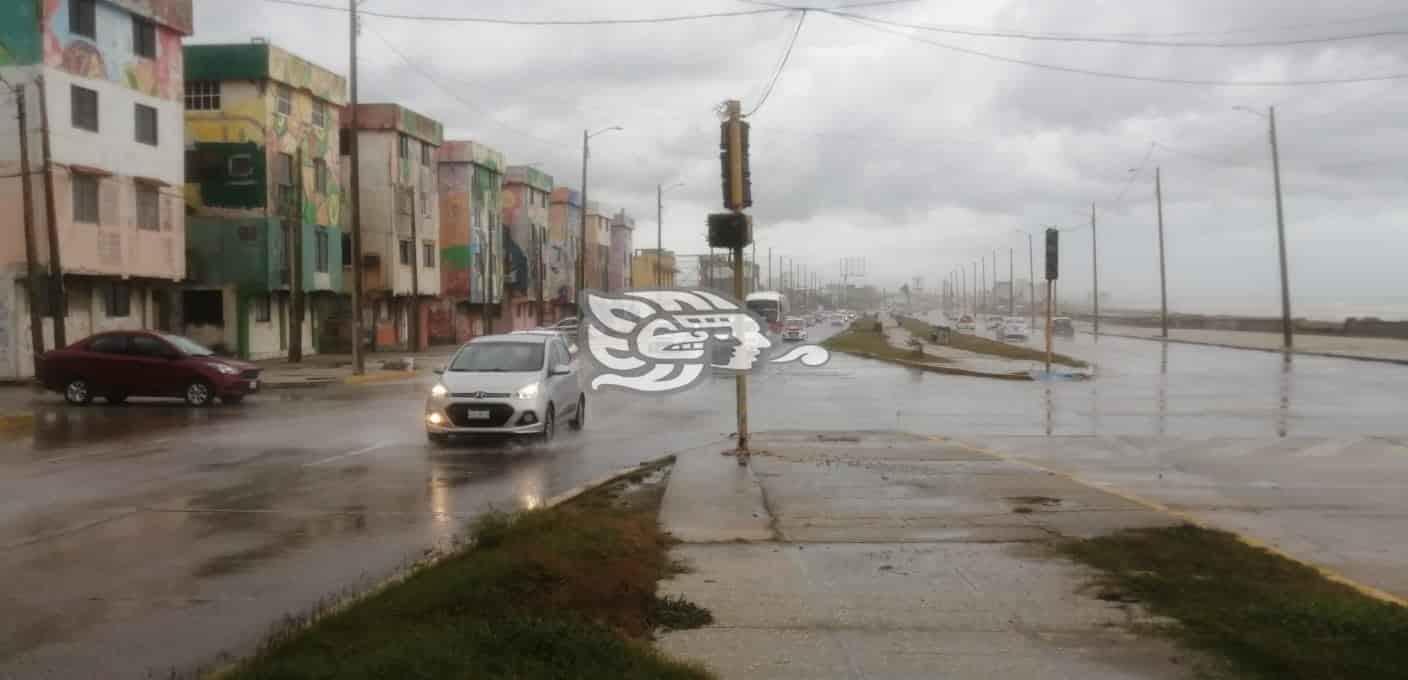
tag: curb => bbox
[830,348,1034,381]
[946,437,1408,610]
[343,370,420,385]
[1093,330,1408,367]
[203,455,670,679]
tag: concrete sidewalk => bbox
[657,433,1198,680]
[1096,324,1408,364]
[254,347,455,388]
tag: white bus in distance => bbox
[745,291,789,335]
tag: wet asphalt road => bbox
[4,320,1408,678]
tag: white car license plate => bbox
[465,409,491,420]
[249,379,258,390]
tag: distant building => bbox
[631,249,677,288]
[501,165,554,329]
[586,201,610,291]
[434,140,503,341]
[341,103,443,350]
[0,1,194,378]
[609,211,634,292]
[181,41,346,359]
[547,187,582,318]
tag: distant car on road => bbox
[425,334,583,446]
[38,331,260,406]
[782,316,808,342]
[1052,317,1076,336]
[1002,317,1030,341]
[986,316,1004,331]
[957,315,977,333]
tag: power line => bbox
[829,10,1408,48]
[831,11,1408,86]
[264,0,786,25]
[857,8,1408,41]
[747,10,808,117]
[1112,142,1157,206]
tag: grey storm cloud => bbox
[193,0,1408,317]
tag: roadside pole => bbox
[713,99,752,464]
[1091,202,1099,337]
[14,86,45,368]
[36,77,65,347]
[289,147,305,362]
[1008,248,1014,316]
[1269,106,1293,350]
[1155,167,1169,338]
[1044,228,1059,373]
[1045,282,1053,372]
[349,0,365,375]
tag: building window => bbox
[315,230,330,273]
[422,241,436,268]
[276,84,292,116]
[274,152,294,214]
[134,104,158,145]
[71,86,98,132]
[185,80,220,110]
[341,233,352,267]
[253,294,271,322]
[136,184,159,230]
[419,188,429,217]
[398,134,411,160]
[313,159,328,194]
[132,17,156,59]
[72,174,99,223]
[311,99,326,128]
[104,282,131,318]
[229,154,254,178]
[70,0,96,39]
[421,143,432,166]
[398,239,413,266]
[339,128,352,155]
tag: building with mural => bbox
[586,200,610,292]
[609,210,634,292]
[180,41,346,359]
[631,249,677,289]
[546,187,581,319]
[432,139,503,342]
[0,0,193,379]
[341,103,443,350]
[501,165,554,329]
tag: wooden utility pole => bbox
[288,147,305,362]
[14,87,45,367]
[35,78,64,347]
[1155,167,1169,338]
[409,185,421,349]
[1091,203,1100,337]
[484,211,495,335]
[349,0,365,374]
[536,224,546,324]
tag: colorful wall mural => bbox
[548,188,582,305]
[42,0,191,101]
[437,141,503,305]
[0,2,43,66]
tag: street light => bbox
[1235,105,1293,350]
[657,181,685,286]
[578,125,623,312]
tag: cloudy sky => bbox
[193,0,1408,319]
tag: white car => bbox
[425,334,583,445]
[1002,318,1030,341]
[956,315,977,333]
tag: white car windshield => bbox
[449,343,545,372]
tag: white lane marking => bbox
[303,442,393,467]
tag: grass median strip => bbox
[895,315,1088,368]
[225,463,713,680]
[1063,524,1408,680]
[822,320,952,365]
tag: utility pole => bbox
[656,183,663,286]
[1008,247,1014,316]
[1269,106,1293,350]
[15,86,45,368]
[536,224,545,323]
[349,0,365,374]
[578,129,589,309]
[716,99,751,461]
[1155,167,1169,338]
[36,77,64,347]
[409,183,421,349]
[1026,232,1035,329]
[767,247,772,290]
[289,147,305,362]
[485,209,495,334]
[1091,203,1100,337]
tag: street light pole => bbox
[1008,247,1014,316]
[577,129,588,309]
[1026,233,1035,329]
[1091,202,1099,337]
[1155,166,1169,338]
[656,183,663,286]
[1269,106,1293,350]
[348,0,364,374]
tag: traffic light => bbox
[1045,228,1059,281]
[720,119,752,211]
[707,212,753,249]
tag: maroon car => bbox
[37,331,261,406]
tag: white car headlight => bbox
[514,383,540,400]
[430,383,449,398]
[214,363,238,375]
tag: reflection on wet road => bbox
[3,320,1408,677]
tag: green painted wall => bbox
[185,44,270,82]
[0,2,40,66]
[189,141,268,210]
[187,217,343,294]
